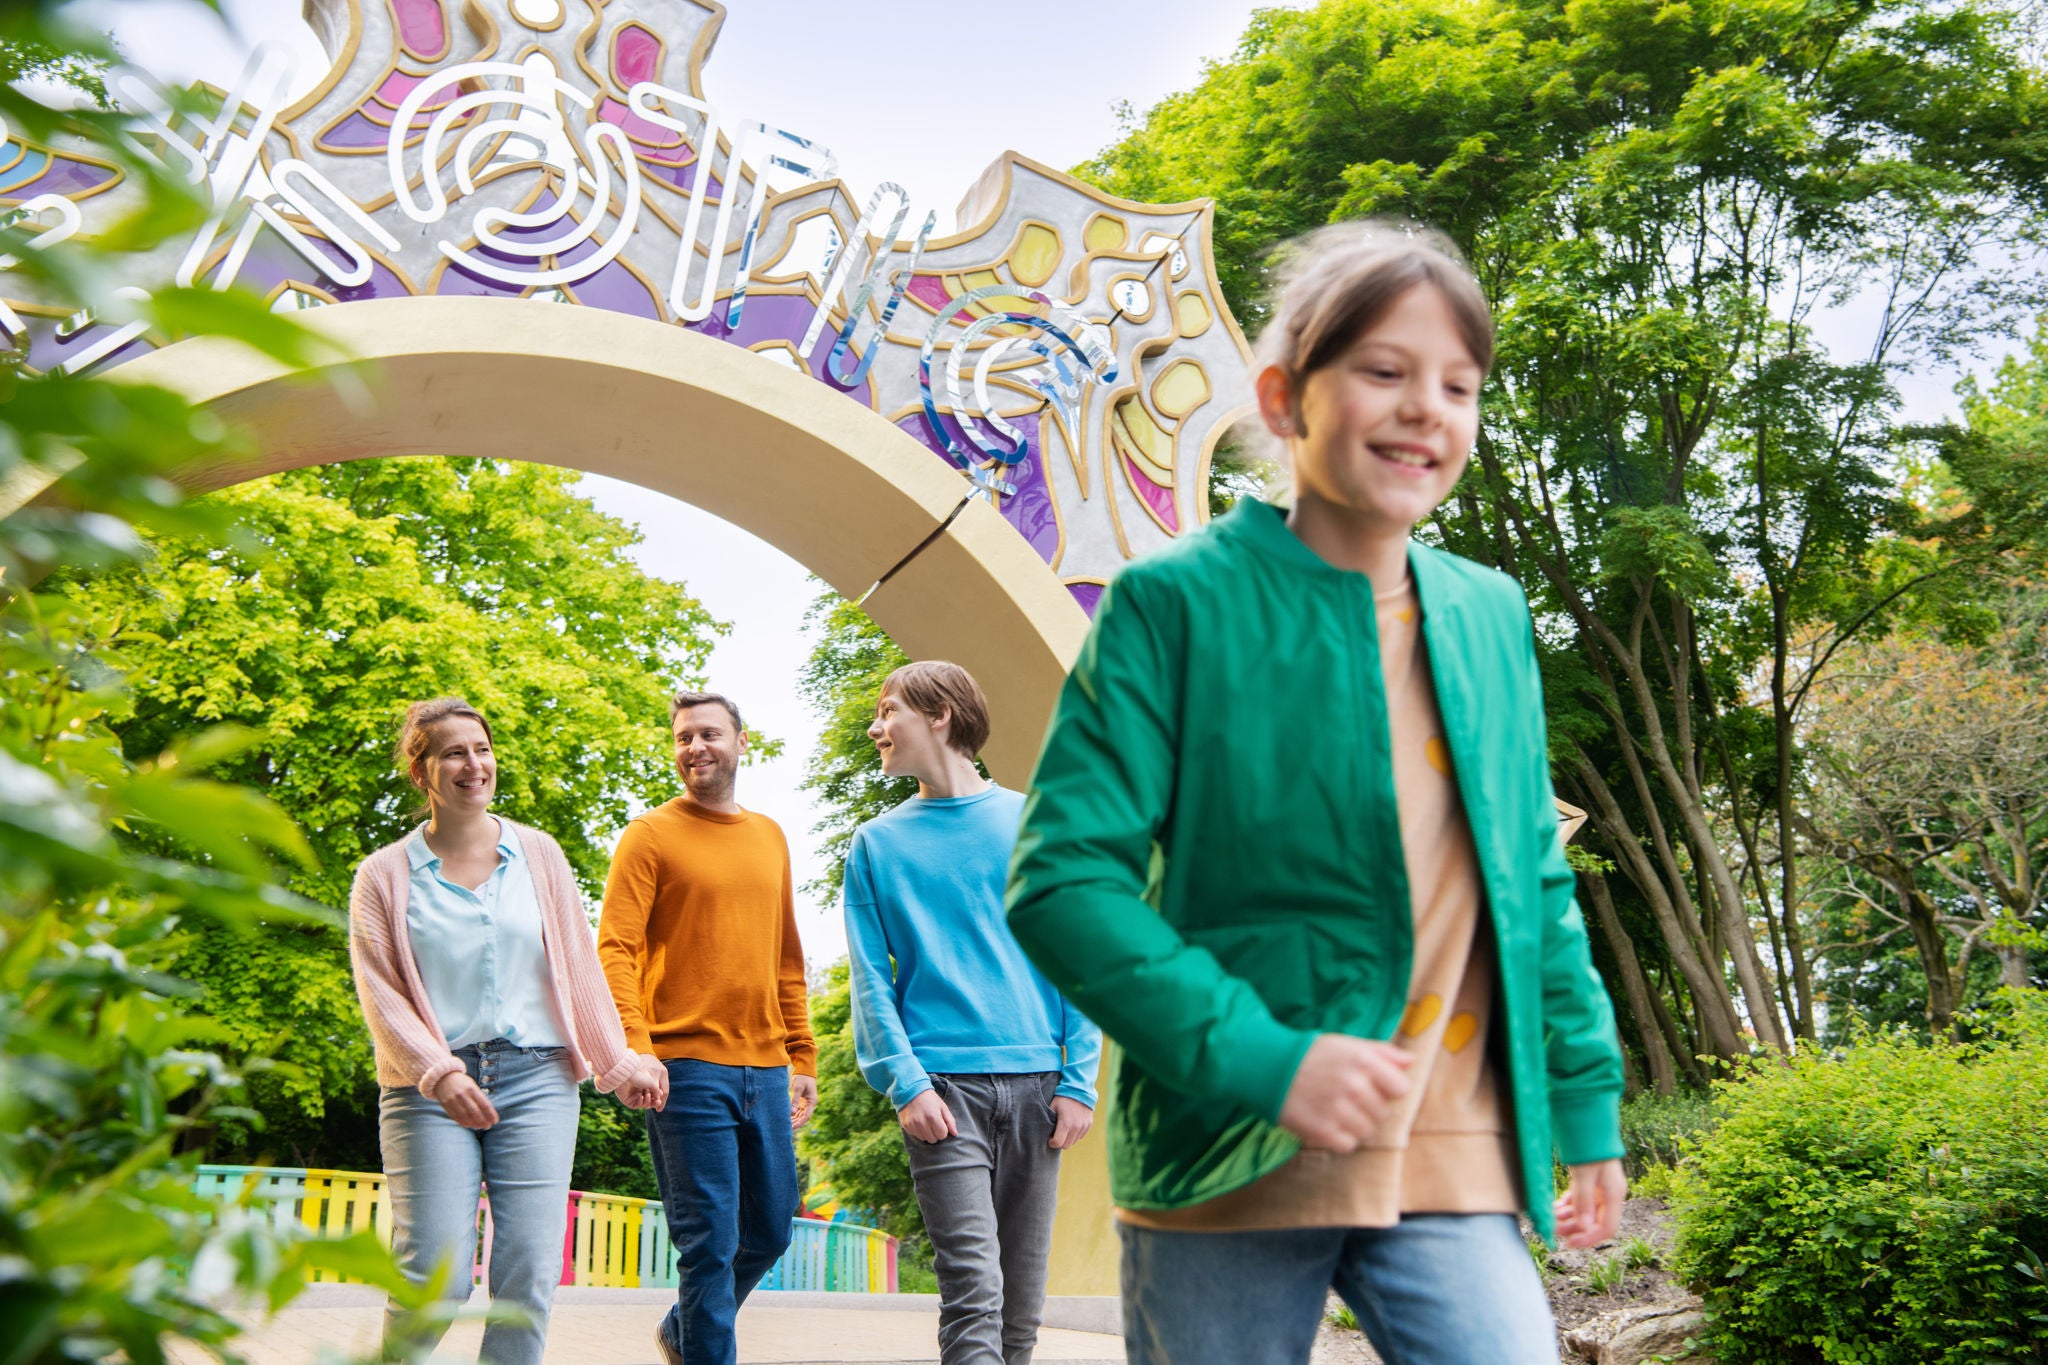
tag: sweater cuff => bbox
[594,1051,645,1096]
[416,1057,463,1101]
[1551,1086,1625,1166]
[1053,1082,1095,1109]
[1210,1018,1318,1125]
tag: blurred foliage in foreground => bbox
[0,14,446,1363]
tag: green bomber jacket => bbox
[1005,499,1624,1243]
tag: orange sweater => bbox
[597,799,816,1076]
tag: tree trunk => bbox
[1571,757,1745,1058]
[1889,871,1962,1035]
[1582,871,1678,1095]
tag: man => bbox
[843,661,1101,1365]
[598,691,816,1365]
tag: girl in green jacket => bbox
[1006,223,1627,1365]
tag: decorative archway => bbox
[121,295,1089,784]
[2,0,1315,1302]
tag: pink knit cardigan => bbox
[348,820,646,1100]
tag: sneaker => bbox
[653,1324,683,1365]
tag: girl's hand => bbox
[435,1072,499,1130]
[1553,1158,1627,1248]
[1277,1034,1414,1150]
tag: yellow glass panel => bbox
[1084,213,1127,253]
[960,268,1033,320]
[1010,223,1061,287]
[1151,360,1211,419]
[1175,290,1213,338]
[1112,396,1175,481]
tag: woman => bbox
[349,697,667,1365]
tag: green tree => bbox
[64,457,727,1163]
[1077,0,2048,1058]
[797,590,912,905]
[796,961,922,1244]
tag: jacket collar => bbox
[1220,500,1465,620]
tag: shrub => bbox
[1670,1002,2048,1364]
[1619,1089,1718,1176]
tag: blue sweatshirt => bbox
[844,784,1100,1110]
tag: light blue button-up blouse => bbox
[404,818,564,1050]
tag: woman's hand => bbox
[1553,1158,1627,1248]
[435,1072,499,1130]
[618,1056,668,1111]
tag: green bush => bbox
[1671,1002,2048,1364]
[1619,1089,1718,1177]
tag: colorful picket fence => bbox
[193,1166,896,1292]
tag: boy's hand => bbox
[1049,1096,1094,1150]
[791,1074,818,1129]
[1553,1158,1626,1248]
[898,1088,957,1144]
[1277,1034,1414,1151]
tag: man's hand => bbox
[1048,1095,1093,1150]
[897,1089,956,1144]
[434,1072,499,1130]
[1276,1034,1414,1151]
[1553,1158,1626,1249]
[790,1073,818,1129]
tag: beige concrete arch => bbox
[105,293,1120,1295]
[115,294,1088,782]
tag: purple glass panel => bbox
[905,275,951,313]
[1065,582,1103,615]
[8,157,116,199]
[612,23,663,84]
[321,112,391,149]
[1122,455,1181,533]
[389,0,449,58]
[687,292,874,404]
[893,411,1059,566]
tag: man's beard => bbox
[684,754,739,802]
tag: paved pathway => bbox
[172,1287,1126,1365]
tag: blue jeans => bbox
[379,1039,579,1365]
[1120,1214,1558,1365]
[646,1059,800,1365]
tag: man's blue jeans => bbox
[646,1059,800,1365]
[1120,1213,1559,1365]
[378,1040,580,1365]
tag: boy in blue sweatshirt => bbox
[844,660,1101,1365]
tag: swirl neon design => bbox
[387,57,642,288]
[918,285,1117,485]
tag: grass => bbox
[1582,1252,1628,1295]
[1619,1234,1659,1270]
[1326,1303,1361,1331]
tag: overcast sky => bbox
[68,0,1264,964]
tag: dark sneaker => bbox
[653,1324,683,1365]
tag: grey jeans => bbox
[903,1072,1063,1365]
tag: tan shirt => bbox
[1121,574,1519,1229]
